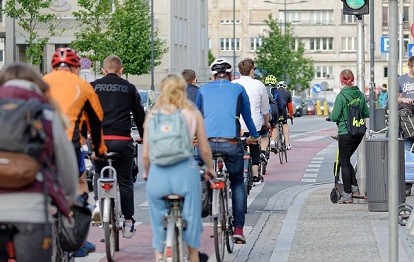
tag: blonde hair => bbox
[154,74,194,111]
[103,55,123,73]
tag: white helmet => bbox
[277,81,287,89]
[210,58,233,75]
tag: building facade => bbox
[208,0,412,98]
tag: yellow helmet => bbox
[264,75,277,86]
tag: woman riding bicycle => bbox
[142,74,215,262]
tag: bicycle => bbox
[161,194,188,262]
[241,137,253,198]
[96,152,122,262]
[277,118,288,164]
[210,153,234,262]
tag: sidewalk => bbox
[207,183,414,262]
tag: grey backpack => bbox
[148,108,193,166]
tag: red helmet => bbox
[51,48,80,68]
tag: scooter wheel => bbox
[330,188,340,204]
[398,204,413,226]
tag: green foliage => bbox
[3,0,58,65]
[255,15,314,91]
[208,49,215,65]
[72,0,167,76]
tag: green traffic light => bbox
[345,0,365,9]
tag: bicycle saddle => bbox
[105,152,121,160]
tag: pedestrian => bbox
[330,69,369,204]
[90,54,146,238]
[398,56,414,111]
[142,74,215,261]
[0,63,78,261]
[196,58,260,243]
[232,58,270,184]
[43,47,107,257]
[182,69,199,104]
[378,83,388,109]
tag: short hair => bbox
[408,56,414,67]
[238,58,254,76]
[103,55,123,73]
[181,69,196,83]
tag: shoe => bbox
[233,227,246,243]
[260,152,268,164]
[82,241,96,253]
[122,220,136,238]
[286,144,292,150]
[72,247,88,257]
[338,193,353,204]
[91,201,100,223]
[199,252,209,262]
[252,175,263,185]
[270,140,276,150]
[351,185,361,197]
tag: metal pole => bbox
[388,1,399,260]
[12,18,16,62]
[233,0,236,77]
[284,0,286,36]
[150,0,155,91]
[369,1,375,131]
[356,15,367,206]
[398,1,403,76]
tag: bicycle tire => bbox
[283,141,288,163]
[225,189,234,253]
[278,133,284,164]
[104,200,116,262]
[213,192,226,262]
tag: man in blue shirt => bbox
[196,58,259,244]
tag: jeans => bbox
[338,134,364,193]
[0,222,52,262]
[93,140,135,220]
[209,141,245,228]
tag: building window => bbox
[220,38,240,51]
[341,37,357,52]
[0,50,3,62]
[384,67,388,78]
[219,19,241,24]
[342,14,357,24]
[310,38,333,51]
[250,37,262,51]
[311,10,333,25]
[314,66,333,79]
[279,10,302,24]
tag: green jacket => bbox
[330,86,370,135]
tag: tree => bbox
[208,49,216,65]
[255,15,314,91]
[108,0,167,76]
[3,0,58,66]
[71,0,114,73]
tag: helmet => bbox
[210,58,233,75]
[277,81,287,89]
[51,48,80,68]
[264,75,277,86]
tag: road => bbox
[77,115,339,262]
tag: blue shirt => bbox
[196,79,259,138]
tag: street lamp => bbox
[263,0,307,36]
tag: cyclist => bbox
[90,54,146,238]
[232,58,270,184]
[264,75,286,152]
[276,81,294,150]
[196,58,259,243]
[43,47,107,257]
[182,69,199,104]
[142,74,215,261]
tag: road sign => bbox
[312,83,321,93]
[408,43,414,58]
[320,81,329,91]
[80,57,92,69]
[380,36,389,53]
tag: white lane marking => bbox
[303,173,318,178]
[295,135,325,141]
[308,164,321,168]
[139,200,149,207]
[311,161,323,164]
[305,168,319,172]
[301,178,316,183]
[247,183,264,207]
[313,157,324,160]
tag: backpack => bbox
[378,92,388,109]
[148,108,193,166]
[341,94,367,135]
[399,108,414,140]
[0,98,46,188]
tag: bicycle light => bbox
[101,183,113,192]
[211,181,225,189]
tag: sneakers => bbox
[286,144,292,150]
[233,227,246,244]
[72,241,96,257]
[91,201,100,223]
[252,175,263,185]
[260,152,268,164]
[270,140,276,150]
[122,220,136,238]
[351,185,361,197]
[338,193,353,204]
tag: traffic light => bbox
[342,0,369,15]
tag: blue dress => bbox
[147,157,202,252]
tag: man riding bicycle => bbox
[196,58,259,243]
[274,81,294,150]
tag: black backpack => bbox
[341,93,367,135]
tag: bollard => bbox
[323,100,329,116]
[316,100,322,115]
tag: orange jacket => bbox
[43,70,107,156]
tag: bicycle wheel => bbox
[163,222,179,262]
[283,139,288,163]
[260,160,267,176]
[104,200,116,262]
[278,133,284,164]
[225,189,234,253]
[214,191,226,262]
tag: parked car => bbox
[305,98,316,115]
[292,96,307,117]
[137,89,160,112]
